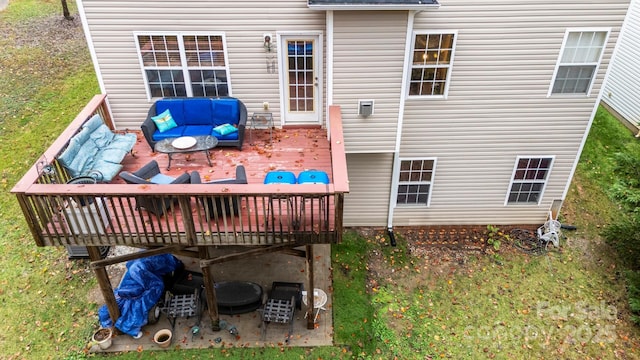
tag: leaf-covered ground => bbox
[353,225,640,359]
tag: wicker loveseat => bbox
[141,97,247,151]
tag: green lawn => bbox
[2,1,640,359]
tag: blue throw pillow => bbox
[151,109,178,133]
[213,123,238,136]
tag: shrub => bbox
[602,215,640,270]
[625,270,640,326]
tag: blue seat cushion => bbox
[182,125,213,137]
[91,160,123,182]
[211,129,239,141]
[212,99,239,126]
[97,147,129,165]
[184,98,214,125]
[152,126,184,141]
[150,173,176,184]
[156,99,186,126]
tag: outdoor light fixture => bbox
[263,33,273,52]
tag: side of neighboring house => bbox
[602,0,640,132]
[76,0,631,228]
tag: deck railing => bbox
[12,95,349,248]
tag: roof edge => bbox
[308,0,440,11]
[308,4,440,10]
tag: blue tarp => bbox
[98,254,183,337]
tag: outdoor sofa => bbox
[141,97,247,151]
[57,114,137,182]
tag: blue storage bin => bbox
[264,171,296,184]
[297,170,329,184]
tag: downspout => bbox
[386,10,418,246]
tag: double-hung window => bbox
[506,157,554,204]
[409,32,456,97]
[549,29,609,95]
[396,159,436,206]
[136,34,230,99]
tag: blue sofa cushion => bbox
[98,147,129,165]
[69,141,99,177]
[156,99,186,126]
[92,160,123,184]
[90,124,117,147]
[83,114,105,133]
[58,138,81,175]
[152,126,184,141]
[211,129,239,141]
[212,99,239,126]
[107,133,138,154]
[184,98,214,125]
[182,125,213,137]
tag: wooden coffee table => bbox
[154,135,218,170]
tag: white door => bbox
[279,34,322,125]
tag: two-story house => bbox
[77,0,629,228]
[12,0,631,337]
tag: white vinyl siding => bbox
[343,153,394,226]
[332,11,407,153]
[549,29,609,95]
[602,0,640,128]
[78,0,325,129]
[392,0,627,226]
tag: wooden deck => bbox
[11,94,349,333]
[12,95,349,249]
[120,126,333,186]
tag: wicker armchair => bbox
[119,160,190,215]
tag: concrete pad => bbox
[90,244,333,352]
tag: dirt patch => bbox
[358,226,487,295]
[362,225,549,295]
[0,14,84,51]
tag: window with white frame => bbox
[396,159,436,205]
[136,34,230,98]
[409,32,456,97]
[550,30,608,95]
[507,157,553,204]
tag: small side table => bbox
[302,288,328,322]
[250,112,273,144]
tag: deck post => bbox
[87,246,120,323]
[306,244,315,330]
[335,193,344,243]
[199,246,221,331]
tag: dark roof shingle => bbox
[308,0,439,9]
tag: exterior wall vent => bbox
[358,100,374,117]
